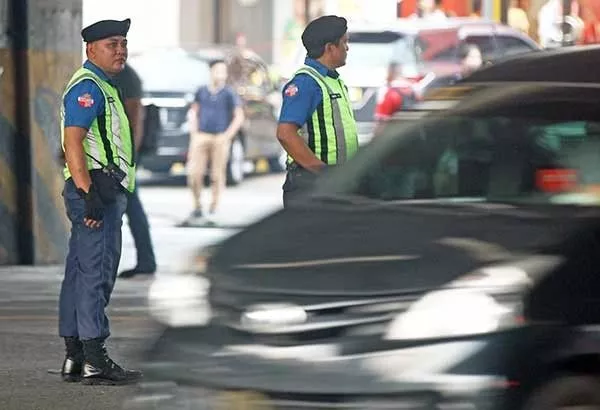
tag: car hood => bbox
[209,201,598,296]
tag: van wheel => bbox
[524,376,600,410]
[226,137,245,186]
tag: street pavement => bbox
[0,173,285,410]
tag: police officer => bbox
[277,15,358,207]
[59,18,141,385]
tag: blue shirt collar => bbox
[304,57,339,79]
[83,60,113,83]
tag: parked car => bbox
[125,46,600,410]
[129,47,284,185]
[286,18,539,146]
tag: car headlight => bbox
[384,256,567,342]
[384,288,520,341]
[147,274,211,327]
[240,303,308,333]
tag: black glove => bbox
[77,184,105,221]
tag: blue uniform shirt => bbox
[278,57,340,127]
[194,85,241,134]
[63,60,113,129]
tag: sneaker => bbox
[190,208,203,219]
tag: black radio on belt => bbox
[103,162,126,183]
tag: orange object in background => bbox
[536,169,578,193]
[398,0,470,17]
[579,0,600,44]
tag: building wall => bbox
[0,0,18,265]
[223,0,275,62]
[27,0,82,264]
[83,0,180,55]
[178,0,215,50]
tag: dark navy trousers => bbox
[125,185,156,271]
[59,178,128,341]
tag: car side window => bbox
[426,35,496,63]
[495,35,535,58]
[463,35,497,61]
[355,118,495,200]
[350,112,600,205]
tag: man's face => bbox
[87,35,127,76]
[329,33,349,68]
[211,62,228,84]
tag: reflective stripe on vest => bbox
[291,66,358,165]
[60,67,136,192]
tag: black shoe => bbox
[61,337,83,382]
[81,338,142,386]
[118,266,156,279]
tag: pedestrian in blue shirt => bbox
[59,18,141,385]
[186,59,245,219]
[277,15,358,208]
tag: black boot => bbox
[81,338,142,385]
[61,337,83,382]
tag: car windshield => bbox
[332,109,600,207]
[346,31,414,68]
[128,50,210,93]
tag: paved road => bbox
[0,173,284,410]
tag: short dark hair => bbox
[435,0,443,6]
[306,36,343,59]
[209,59,226,68]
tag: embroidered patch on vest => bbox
[284,84,298,97]
[77,93,95,108]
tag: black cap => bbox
[301,15,347,56]
[81,19,131,43]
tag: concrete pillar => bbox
[0,0,81,265]
[224,0,275,62]
[179,0,217,50]
[0,0,19,265]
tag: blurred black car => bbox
[130,47,284,185]
[129,47,600,410]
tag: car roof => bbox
[348,18,537,47]
[392,83,600,123]
[461,45,600,84]
[349,17,505,34]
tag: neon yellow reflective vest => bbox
[60,67,136,192]
[290,65,359,165]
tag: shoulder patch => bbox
[284,83,299,97]
[77,93,95,108]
